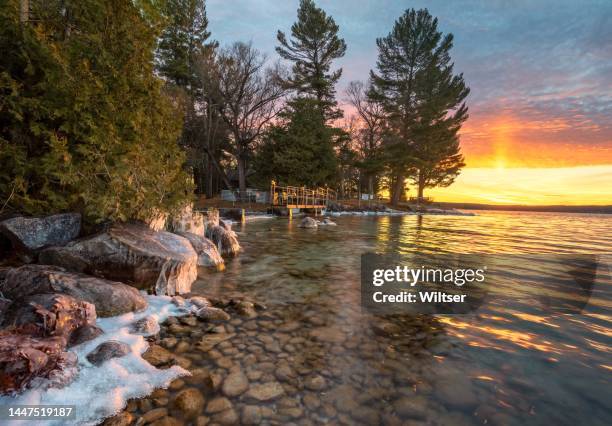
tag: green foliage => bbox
[0,0,191,223]
[370,8,469,200]
[276,0,346,120]
[156,0,216,92]
[253,98,337,187]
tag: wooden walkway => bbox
[270,181,336,210]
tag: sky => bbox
[207,0,612,205]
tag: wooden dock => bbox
[270,181,336,210]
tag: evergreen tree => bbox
[370,8,468,205]
[156,0,215,92]
[254,98,337,187]
[276,0,346,120]
[0,0,190,223]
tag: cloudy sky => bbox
[207,0,612,204]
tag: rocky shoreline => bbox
[0,205,240,411]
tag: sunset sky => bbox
[208,0,612,205]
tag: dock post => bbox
[289,208,293,220]
[241,208,246,224]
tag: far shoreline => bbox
[435,202,612,215]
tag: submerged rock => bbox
[39,222,198,295]
[245,381,285,402]
[206,225,241,257]
[176,231,224,268]
[0,213,81,253]
[142,344,174,368]
[173,388,205,419]
[196,306,230,322]
[298,217,318,228]
[189,296,212,309]
[0,264,147,317]
[86,341,131,366]
[222,371,249,397]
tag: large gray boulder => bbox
[0,265,147,317]
[176,231,224,268]
[206,225,241,257]
[0,213,81,253]
[39,222,198,295]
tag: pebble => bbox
[222,371,249,397]
[241,405,262,425]
[141,408,167,423]
[211,408,239,425]
[245,381,285,401]
[205,397,232,414]
[304,375,327,391]
[172,388,205,419]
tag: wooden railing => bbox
[270,181,336,208]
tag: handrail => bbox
[270,181,336,207]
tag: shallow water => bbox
[180,211,612,425]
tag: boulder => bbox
[170,204,205,237]
[0,213,81,253]
[86,341,131,365]
[39,222,198,295]
[176,232,224,268]
[131,315,160,336]
[298,217,317,228]
[206,225,240,257]
[69,324,104,347]
[1,293,96,344]
[0,264,147,317]
[0,332,78,395]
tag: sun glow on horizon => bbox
[427,165,612,206]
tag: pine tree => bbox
[0,0,191,223]
[156,0,216,93]
[276,0,346,120]
[370,8,468,204]
[254,98,337,187]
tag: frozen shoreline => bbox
[0,295,192,426]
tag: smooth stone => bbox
[298,217,318,229]
[102,411,134,426]
[309,327,346,343]
[142,345,174,367]
[69,324,104,347]
[205,397,232,414]
[241,405,262,425]
[304,375,327,391]
[86,341,130,366]
[169,379,185,391]
[393,395,429,419]
[211,408,238,425]
[434,378,479,409]
[245,381,285,402]
[196,307,230,322]
[149,417,183,426]
[303,393,320,410]
[141,408,168,423]
[173,388,205,419]
[176,231,224,268]
[221,371,249,397]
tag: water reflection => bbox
[190,212,611,425]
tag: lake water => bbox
[177,211,612,425]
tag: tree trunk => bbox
[237,155,247,195]
[391,174,404,207]
[20,0,29,23]
[417,170,425,201]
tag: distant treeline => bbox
[438,203,612,214]
[0,0,469,224]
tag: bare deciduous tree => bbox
[199,42,286,194]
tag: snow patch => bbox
[0,294,192,426]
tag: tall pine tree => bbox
[370,8,468,205]
[276,0,346,120]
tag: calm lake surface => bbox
[190,211,612,425]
